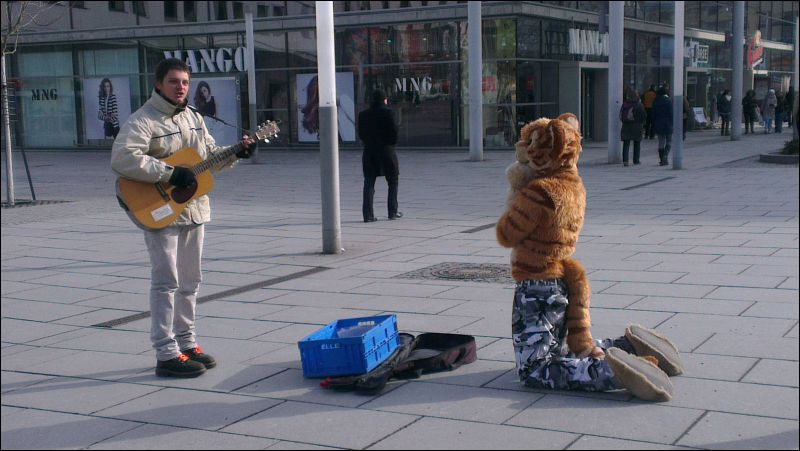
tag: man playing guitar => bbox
[111,58,255,378]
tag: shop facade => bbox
[7,1,798,150]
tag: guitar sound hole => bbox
[171,182,198,204]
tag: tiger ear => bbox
[557,113,580,132]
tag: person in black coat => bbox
[358,90,401,222]
[619,87,647,166]
[651,86,673,166]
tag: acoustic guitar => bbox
[116,121,279,230]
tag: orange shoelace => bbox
[177,354,190,363]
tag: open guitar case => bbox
[319,332,477,395]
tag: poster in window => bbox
[189,77,240,147]
[83,77,131,140]
[296,72,356,143]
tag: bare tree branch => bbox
[2,1,67,55]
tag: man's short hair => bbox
[155,58,191,83]
[370,89,387,107]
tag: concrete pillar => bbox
[731,2,744,140]
[672,1,684,170]
[468,1,483,161]
[315,1,342,254]
[245,12,259,162]
[607,1,623,164]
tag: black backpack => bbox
[320,332,477,395]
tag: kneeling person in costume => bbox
[497,113,683,401]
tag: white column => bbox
[468,1,483,161]
[245,12,259,162]
[672,1,684,169]
[1,54,14,205]
[607,1,623,163]
[794,16,799,141]
[731,2,744,140]
[315,1,342,254]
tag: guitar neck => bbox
[190,142,245,175]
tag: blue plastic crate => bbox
[298,315,400,378]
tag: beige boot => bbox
[606,347,674,402]
[625,324,684,376]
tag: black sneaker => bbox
[155,354,207,378]
[389,212,403,220]
[182,346,216,369]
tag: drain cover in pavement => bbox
[396,262,512,284]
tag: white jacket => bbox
[111,90,235,226]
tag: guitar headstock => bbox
[254,121,280,143]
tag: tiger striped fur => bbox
[497,113,596,356]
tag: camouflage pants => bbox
[512,279,635,392]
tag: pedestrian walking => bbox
[358,89,402,222]
[710,90,719,127]
[784,86,794,125]
[111,58,256,378]
[775,91,785,133]
[682,96,691,140]
[620,87,646,166]
[717,89,732,136]
[651,86,673,166]
[742,89,758,134]
[762,89,778,133]
[642,84,657,139]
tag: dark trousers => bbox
[775,112,783,132]
[644,108,654,138]
[622,140,641,164]
[743,113,755,133]
[363,175,398,220]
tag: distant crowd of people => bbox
[618,83,796,167]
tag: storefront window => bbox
[362,63,457,146]
[18,50,77,148]
[517,17,541,59]
[79,48,140,145]
[255,31,287,69]
[288,29,317,68]
[483,19,516,60]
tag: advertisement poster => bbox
[296,72,356,142]
[189,76,240,146]
[83,77,131,140]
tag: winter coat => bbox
[762,92,778,120]
[742,93,759,117]
[619,100,646,141]
[358,105,399,178]
[651,94,674,136]
[111,90,234,226]
[717,94,732,117]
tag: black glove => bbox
[236,142,255,159]
[168,166,196,188]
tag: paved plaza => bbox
[1,128,798,449]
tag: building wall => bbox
[5,1,798,149]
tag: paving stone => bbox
[741,301,799,319]
[1,371,56,394]
[256,305,379,325]
[567,435,694,449]
[679,353,758,382]
[221,401,418,449]
[600,281,716,298]
[663,377,799,420]
[657,313,795,338]
[0,408,142,450]
[677,412,799,449]
[0,318,80,344]
[1,376,161,414]
[505,394,703,444]
[360,381,542,424]
[695,334,799,360]
[94,388,281,430]
[1,299,99,322]
[87,424,279,449]
[370,417,577,450]
[234,368,403,408]
[741,359,800,387]
[626,296,752,315]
